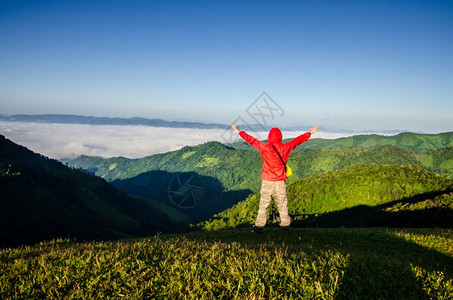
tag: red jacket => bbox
[239,128,311,181]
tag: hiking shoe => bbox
[252,225,263,233]
[281,225,291,232]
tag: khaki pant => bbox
[255,180,290,227]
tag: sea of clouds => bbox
[0,122,392,159]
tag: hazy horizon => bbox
[0,120,437,160]
[1,0,452,134]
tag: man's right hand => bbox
[231,124,240,133]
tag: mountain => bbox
[229,131,453,153]
[0,113,318,132]
[199,164,453,230]
[63,142,258,223]
[62,134,453,225]
[0,135,189,247]
[288,144,453,178]
[0,113,427,134]
[0,114,228,129]
[63,141,262,190]
[62,138,453,199]
[3,130,453,246]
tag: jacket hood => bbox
[268,128,282,144]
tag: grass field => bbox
[1,227,452,299]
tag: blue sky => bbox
[1,0,452,132]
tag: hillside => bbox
[200,164,453,230]
[62,139,453,222]
[63,133,453,187]
[229,131,453,153]
[0,135,188,247]
[63,141,262,190]
[301,131,453,153]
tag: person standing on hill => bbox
[231,124,319,232]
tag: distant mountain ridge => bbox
[0,114,317,132]
[0,114,227,129]
[0,114,410,134]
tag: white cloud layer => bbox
[0,122,394,159]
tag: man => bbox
[231,124,319,232]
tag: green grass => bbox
[1,227,452,299]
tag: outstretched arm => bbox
[285,125,319,151]
[231,124,240,133]
[310,125,319,134]
[231,124,265,151]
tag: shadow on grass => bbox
[185,226,452,299]
[185,189,453,299]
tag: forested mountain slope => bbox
[200,164,453,230]
[0,135,188,247]
[63,141,453,197]
[61,132,453,224]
